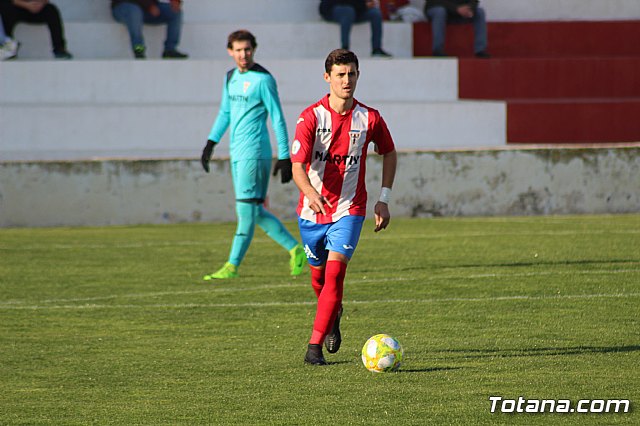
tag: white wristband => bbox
[379,187,391,204]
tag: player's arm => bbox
[202,76,231,172]
[372,114,397,232]
[261,76,290,160]
[292,162,333,215]
[262,76,293,182]
[291,108,332,213]
[374,149,397,232]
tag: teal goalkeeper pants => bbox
[228,201,298,266]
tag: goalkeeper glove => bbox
[201,139,217,173]
[273,158,293,183]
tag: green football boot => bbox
[289,244,307,276]
[203,262,238,280]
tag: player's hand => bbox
[148,4,161,16]
[457,5,474,18]
[306,191,333,215]
[374,201,390,232]
[201,139,217,173]
[273,158,293,183]
[169,0,182,13]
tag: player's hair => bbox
[324,49,359,73]
[227,30,257,49]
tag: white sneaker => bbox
[1,38,19,60]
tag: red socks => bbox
[310,266,325,298]
[309,260,347,345]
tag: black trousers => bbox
[0,3,67,52]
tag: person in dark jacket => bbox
[0,0,72,59]
[424,0,489,58]
[111,0,188,59]
[319,0,392,57]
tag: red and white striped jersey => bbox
[291,95,395,224]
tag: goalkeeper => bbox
[201,30,305,279]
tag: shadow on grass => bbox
[326,360,352,366]
[457,259,639,269]
[398,366,463,374]
[440,345,640,359]
[389,258,639,273]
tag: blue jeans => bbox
[0,17,7,43]
[111,2,183,51]
[426,6,487,54]
[329,5,383,51]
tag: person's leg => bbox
[0,15,8,43]
[425,6,447,55]
[202,200,257,280]
[255,205,306,275]
[255,206,297,252]
[252,158,296,251]
[472,6,488,55]
[305,216,364,364]
[310,266,325,298]
[308,257,347,346]
[359,6,383,51]
[35,3,68,55]
[112,2,145,52]
[0,2,24,37]
[330,4,356,50]
[0,9,19,60]
[249,158,304,275]
[298,217,330,287]
[228,200,258,267]
[144,2,183,52]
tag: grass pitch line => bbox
[0,282,309,306]
[0,277,413,307]
[2,230,638,251]
[2,292,639,311]
[466,268,640,278]
[1,269,638,307]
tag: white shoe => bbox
[1,38,19,60]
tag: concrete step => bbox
[0,100,506,161]
[12,21,413,60]
[52,0,640,23]
[55,0,320,23]
[480,0,640,21]
[413,20,640,58]
[507,98,640,143]
[0,59,459,104]
[459,57,640,99]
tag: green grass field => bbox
[1,215,638,425]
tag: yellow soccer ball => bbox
[361,334,403,373]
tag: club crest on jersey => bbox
[349,130,362,145]
[243,82,251,93]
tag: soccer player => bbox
[291,49,397,365]
[201,30,306,280]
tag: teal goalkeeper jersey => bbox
[208,63,290,161]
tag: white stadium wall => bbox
[2,0,640,227]
[1,147,638,227]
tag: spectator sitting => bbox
[0,13,19,60]
[111,0,188,59]
[0,0,72,59]
[319,0,392,57]
[380,0,423,23]
[424,0,489,58]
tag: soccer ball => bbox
[361,334,403,373]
